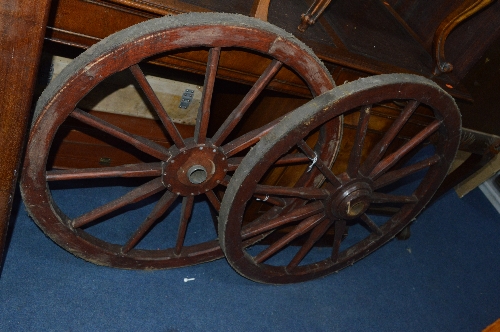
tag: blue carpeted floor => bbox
[1,187,499,331]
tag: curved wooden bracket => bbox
[298,0,332,32]
[250,0,271,21]
[433,0,496,75]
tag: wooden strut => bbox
[251,0,271,21]
[104,0,274,21]
[101,0,192,16]
[433,0,497,75]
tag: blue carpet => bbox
[1,187,499,331]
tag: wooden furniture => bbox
[1,0,499,272]
[0,0,52,271]
[434,32,500,200]
[37,0,500,192]
[30,0,494,150]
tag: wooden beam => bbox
[250,0,271,21]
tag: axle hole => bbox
[187,165,208,184]
[347,201,366,217]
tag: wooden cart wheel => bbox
[219,74,461,284]
[21,13,340,269]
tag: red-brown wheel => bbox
[20,13,340,269]
[219,74,461,284]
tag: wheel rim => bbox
[21,13,340,269]
[219,74,461,284]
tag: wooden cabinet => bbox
[43,0,500,86]
[37,0,500,171]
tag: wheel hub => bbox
[162,139,228,196]
[328,181,372,220]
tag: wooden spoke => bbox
[227,153,310,172]
[205,190,221,212]
[212,60,283,145]
[216,180,281,230]
[347,105,371,178]
[331,219,347,262]
[275,153,311,166]
[254,213,325,264]
[253,194,287,207]
[226,157,242,171]
[70,108,169,160]
[286,218,333,271]
[370,192,418,204]
[218,175,231,187]
[297,140,341,188]
[373,154,441,190]
[195,47,221,144]
[359,213,383,236]
[46,163,162,181]
[174,195,195,255]
[370,120,442,179]
[121,190,178,254]
[254,184,330,200]
[241,201,325,239]
[221,116,282,157]
[129,64,185,148]
[72,178,166,228]
[360,100,419,175]
[240,204,283,237]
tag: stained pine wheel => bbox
[21,13,340,269]
[219,74,461,283]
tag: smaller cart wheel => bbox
[219,74,461,284]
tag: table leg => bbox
[298,0,332,32]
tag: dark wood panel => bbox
[386,0,500,80]
[0,0,52,270]
[179,0,250,14]
[446,1,500,79]
[456,34,500,137]
[43,0,486,100]
[387,0,458,52]
[323,0,434,75]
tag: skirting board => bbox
[479,174,500,215]
[456,152,500,198]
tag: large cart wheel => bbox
[219,74,461,284]
[21,13,340,269]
